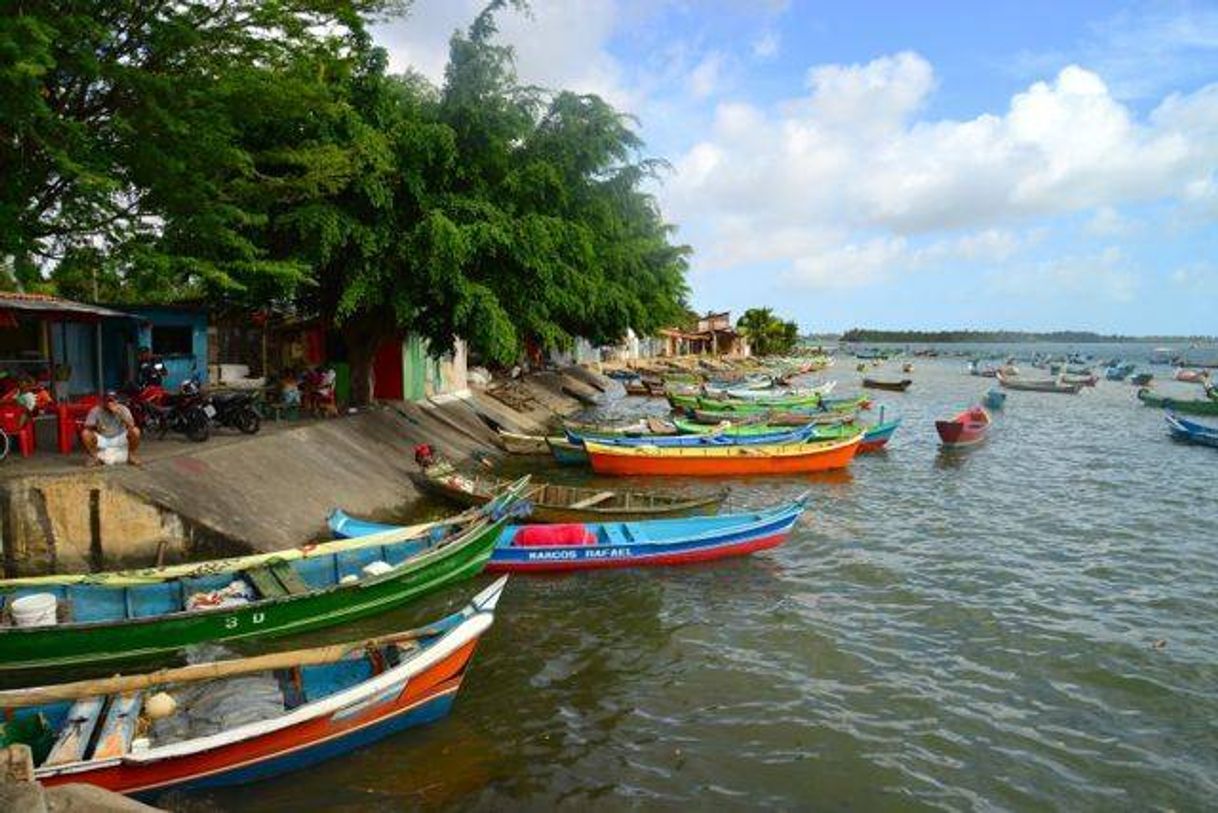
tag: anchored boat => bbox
[0,482,527,673]
[0,578,507,797]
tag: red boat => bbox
[935,406,991,448]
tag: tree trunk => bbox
[341,322,383,407]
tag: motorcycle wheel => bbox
[185,409,211,442]
[146,411,169,441]
[236,407,261,434]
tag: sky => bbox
[374,1,1218,335]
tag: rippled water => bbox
[187,357,1217,812]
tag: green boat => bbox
[671,416,854,440]
[1137,387,1218,416]
[690,395,866,417]
[0,480,528,673]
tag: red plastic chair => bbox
[0,404,35,457]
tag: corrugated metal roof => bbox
[0,292,137,321]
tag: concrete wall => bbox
[1,476,186,576]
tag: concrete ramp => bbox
[120,410,428,552]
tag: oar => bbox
[0,624,453,709]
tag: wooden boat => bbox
[570,422,821,448]
[935,406,992,448]
[564,417,677,437]
[497,430,550,455]
[0,483,527,673]
[1165,414,1218,448]
[1105,363,1135,381]
[996,372,1081,394]
[1061,373,1098,387]
[584,435,862,476]
[546,436,588,465]
[720,381,835,400]
[861,378,912,392]
[1175,368,1210,384]
[983,388,1006,410]
[0,578,506,797]
[333,500,808,573]
[689,407,856,426]
[690,391,825,410]
[689,394,865,418]
[1137,387,1218,415]
[405,464,727,522]
[857,417,901,452]
[1130,372,1154,386]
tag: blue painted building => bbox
[123,306,210,389]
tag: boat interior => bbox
[0,531,445,628]
[0,639,425,770]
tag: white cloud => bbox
[753,31,780,59]
[1085,206,1133,236]
[662,53,1218,292]
[688,52,725,99]
[374,0,632,107]
[986,247,1138,302]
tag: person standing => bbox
[81,391,142,466]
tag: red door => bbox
[372,338,403,400]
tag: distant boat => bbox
[935,406,992,449]
[1165,413,1218,448]
[996,372,1082,394]
[861,377,912,392]
[1105,362,1136,381]
[1137,387,1218,416]
[1060,372,1099,387]
[1174,368,1211,384]
[983,389,1007,410]
[1130,372,1154,386]
[902,362,914,373]
[1149,347,1176,364]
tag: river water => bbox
[186,354,1217,812]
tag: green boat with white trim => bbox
[0,479,529,673]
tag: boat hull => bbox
[858,419,900,452]
[584,437,861,476]
[1138,388,1218,415]
[861,378,911,392]
[0,518,507,673]
[935,407,991,448]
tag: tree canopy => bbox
[737,308,800,356]
[2,0,690,400]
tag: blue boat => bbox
[566,422,820,448]
[329,496,809,572]
[1105,362,1135,381]
[983,389,1006,409]
[547,436,588,465]
[1166,413,1218,448]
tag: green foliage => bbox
[4,0,691,399]
[737,307,801,356]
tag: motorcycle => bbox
[206,389,261,434]
[143,380,211,442]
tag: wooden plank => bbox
[44,697,105,766]
[91,691,143,759]
[244,565,288,599]
[269,560,311,596]
[567,491,615,510]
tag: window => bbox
[152,325,194,356]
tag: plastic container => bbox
[11,593,58,627]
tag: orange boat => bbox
[584,435,862,476]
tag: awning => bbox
[0,292,138,323]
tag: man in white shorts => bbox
[82,390,142,466]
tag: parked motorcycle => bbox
[143,380,210,442]
[206,389,261,434]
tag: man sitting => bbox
[82,391,141,467]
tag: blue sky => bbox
[376,1,1218,335]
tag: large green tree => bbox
[0,0,400,297]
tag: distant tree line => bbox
[0,0,690,402]
[840,329,1216,344]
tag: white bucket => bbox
[11,593,58,627]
